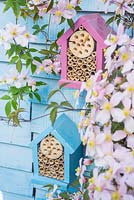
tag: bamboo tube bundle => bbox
[76,69,83,76]
[38,135,64,180]
[77,58,84,66]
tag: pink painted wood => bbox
[57,14,113,89]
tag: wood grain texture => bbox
[0,167,33,196]
[0,143,32,172]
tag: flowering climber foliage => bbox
[75,23,134,199]
[0,0,81,125]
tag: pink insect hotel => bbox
[57,13,112,89]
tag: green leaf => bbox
[39,49,58,56]
[6,44,16,58]
[83,190,89,200]
[43,184,53,190]
[33,56,42,63]
[12,1,21,19]
[0,95,11,100]
[57,29,65,39]
[11,100,18,110]
[16,59,22,72]
[29,93,33,99]
[32,24,40,30]
[60,101,73,108]
[41,24,48,30]
[26,59,31,68]
[59,192,70,200]
[47,89,59,101]
[106,16,115,25]
[46,102,59,110]
[75,6,82,11]
[59,82,70,89]
[31,63,37,74]
[3,0,12,13]
[47,0,54,12]
[67,19,75,30]
[50,107,57,125]
[29,48,38,52]
[34,92,41,102]
[5,101,11,117]
[10,56,18,64]
[36,81,46,86]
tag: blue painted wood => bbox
[31,114,82,189]
[0,191,34,200]
[0,121,31,147]
[31,103,80,133]
[0,143,32,172]
[0,167,33,196]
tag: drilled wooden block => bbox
[38,135,64,180]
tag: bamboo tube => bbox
[68,66,73,71]
[81,64,88,71]
[74,75,80,81]
[76,70,82,76]
[77,59,83,66]
[91,51,96,58]
[80,76,86,82]
[68,60,73,66]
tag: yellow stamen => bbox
[112,191,121,200]
[95,186,102,192]
[92,90,98,97]
[122,53,129,62]
[39,66,44,71]
[80,110,85,116]
[75,167,81,174]
[127,85,134,93]
[110,35,117,43]
[89,177,95,184]
[88,140,95,148]
[125,166,132,173]
[56,10,62,17]
[43,7,47,12]
[103,102,112,111]
[24,32,30,38]
[13,76,17,81]
[67,3,73,10]
[11,31,17,36]
[86,79,92,89]
[123,108,130,117]
[83,118,89,126]
[105,133,112,142]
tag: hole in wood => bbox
[75,35,78,39]
[81,33,85,37]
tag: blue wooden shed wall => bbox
[0,1,132,200]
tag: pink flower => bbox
[117,46,134,74]
[51,0,77,24]
[96,92,124,125]
[15,31,36,47]
[6,23,25,40]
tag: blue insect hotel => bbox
[31,113,83,190]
